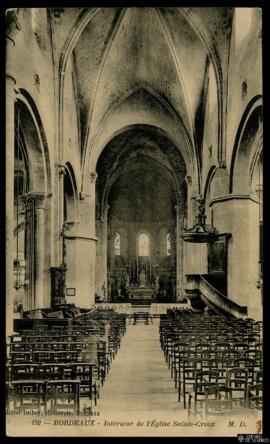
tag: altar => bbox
[127,287,154,303]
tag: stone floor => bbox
[97,319,180,414]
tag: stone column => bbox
[89,172,98,233]
[185,175,193,227]
[76,172,98,307]
[6,9,21,336]
[255,183,263,312]
[255,184,263,223]
[34,193,46,309]
[57,165,66,262]
[175,205,182,300]
[101,204,110,300]
[89,172,98,303]
[212,195,261,320]
[182,175,193,285]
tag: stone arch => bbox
[14,90,52,310]
[84,88,196,191]
[91,123,194,190]
[203,165,217,202]
[203,165,217,222]
[17,89,51,196]
[64,162,78,223]
[229,96,263,194]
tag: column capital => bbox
[57,164,66,177]
[6,73,17,86]
[255,184,263,193]
[79,191,91,201]
[22,192,46,209]
[61,221,76,234]
[185,175,192,186]
[6,9,21,46]
[174,205,181,216]
[90,171,98,183]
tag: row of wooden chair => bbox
[160,310,263,416]
[6,308,127,414]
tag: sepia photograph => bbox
[5,6,264,438]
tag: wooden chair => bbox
[10,351,33,364]
[35,363,66,380]
[171,342,189,382]
[255,370,263,384]
[235,357,255,385]
[11,380,46,413]
[209,358,229,384]
[176,350,196,399]
[225,367,248,407]
[188,370,219,417]
[182,358,202,408]
[232,342,248,354]
[204,384,233,418]
[214,342,231,357]
[247,383,263,410]
[45,380,80,416]
[10,342,32,352]
[97,340,110,383]
[71,363,98,405]
[244,350,262,371]
[10,363,39,381]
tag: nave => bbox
[96,320,178,415]
[6,8,264,437]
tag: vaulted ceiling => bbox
[95,126,187,216]
[60,7,234,164]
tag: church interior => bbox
[6,8,263,434]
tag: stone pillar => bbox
[57,165,66,263]
[211,195,261,320]
[89,172,98,303]
[76,172,98,307]
[34,194,46,309]
[22,193,46,310]
[6,9,21,336]
[185,175,194,227]
[255,184,263,309]
[255,184,263,222]
[6,75,16,336]
[89,172,98,233]
[175,205,183,300]
[97,205,110,300]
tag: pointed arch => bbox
[229,95,263,194]
[83,86,198,193]
[17,89,52,196]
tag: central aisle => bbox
[97,319,181,414]
[88,319,259,437]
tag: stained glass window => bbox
[139,233,149,257]
[167,232,171,256]
[114,232,120,255]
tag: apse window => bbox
[139,233,149,257]
[114,232,120,256]
[167,233,171,256]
